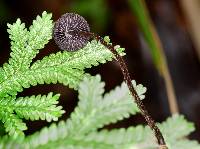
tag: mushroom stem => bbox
[78,31,167,148]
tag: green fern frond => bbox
[171,140,200,149]
[24,122,115,149]
[83,126,154,149]
[28,11,53,50]
[0,110,27,138]
[0,75,199,149]
[159,114,194,140]
[0,40,124,97]
[1,116,199,149]
[66,75,145,137]
[0,11,126,137]
[0,93,64,137]
[7,11,53,73]
[0,28,124,98]
[63,115,199,149]
[159,114,197,149]
[14,93,64,122]
[23,76,199,149]
[25,122,67,148]
[7,18,28,73]
[18,75,146,148]
[82,115,200,149]
[1,11,199,149]
[102,80,146,111]
[35,138,115,149]
[31,39,125,70]
[0,11,53,98]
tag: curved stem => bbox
[76,31,168,149]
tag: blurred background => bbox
[0,0,200,142]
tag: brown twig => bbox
[78,31,168,149]
[54,12,168,148]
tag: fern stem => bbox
[96,35,167,148]
[77,31,167,148]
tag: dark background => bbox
[0,0,200,141]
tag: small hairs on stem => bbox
[53,13,168,149]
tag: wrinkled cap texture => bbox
[53,13,90,51]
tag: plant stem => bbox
[78,31,168,148]
[180,0,200,61]
[95,35,167,149]
[129,0,179,114]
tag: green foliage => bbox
[13,93,64,122]
[128,0,165,73]
[158,115,200,149]
[0,11,199,149]
[0,76,199,149]
[0,11,124,138]
[0,75,146,148]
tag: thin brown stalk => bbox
[180,0,200,61]
[79,31,168,149]
[140,0,179,114]
[149,22,179,114]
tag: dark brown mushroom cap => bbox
[53,13,90,51]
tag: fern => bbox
[0,11,199,149]
[23,76,200,149]
[0,75,146,148]
[0,75,199,149]
[13,93,64,122]
[0,11,124,137]
[81,115,200,149]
